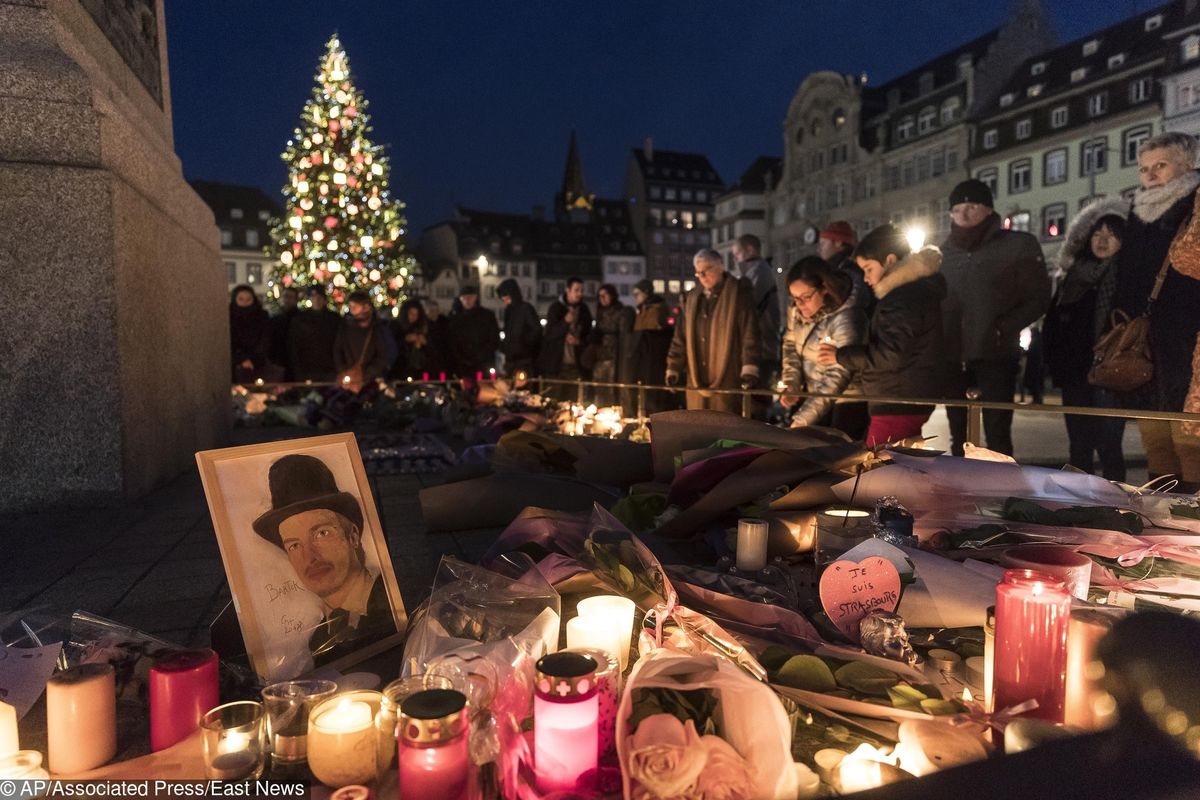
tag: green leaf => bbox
[758,645,794,672]
[920,699,960,716]
[834,661,901,697]
[887,684,928,709]
[616,564,636,591]
[776,655,838,693]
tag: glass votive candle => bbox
[576,595,637,671]
[308,690,387,787]
[815,508,873,566]
[381,674,456,741]
[398,689,471,800]
[201,701,266,781]
[534,651,599,794]
[261,679,338,765]
[0,751,50,779]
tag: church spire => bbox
[561,129,594,212]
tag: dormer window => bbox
[1031,61,1046,76]
[999,93,1015,107]
[1082,40,1100,56]
[1184,35,1200,61]
[230,208,244,220]
[1027,84,1043,98]
[957,54,973,80]
[1071,67,1088,83]
[1145,14,1162,31]
[918,71,934,95]
[1108,53,1126,69]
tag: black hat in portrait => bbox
[252,454,364,549]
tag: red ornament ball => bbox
[282,274,294,286]
[311,153,322,165]
[328,119,341,132]
[346,106,357,117]
[324,216,338,228]
[352,260,364,270]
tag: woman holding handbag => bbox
[1111,132,1200,490]
[334,291,395,394]
[1043,202,1128,480]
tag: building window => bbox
[540,280,550,295]
[1108,53,1126,69]
[664,187,677,201]
[1071,67,1088,83]
[1088,91,1108,117]
[918,106,936,134]
[653,231,664,244]
[1082,39,1100,56]
[977,168,999,197]
[497,263,507,277]
[917,154,930,182]
[681,210,694,229]
[1044,148,1067,185]
[1051,105,1069,128]
[680,188,693,202]
[1123,125,1151,166]
[485,285,495,299]
[919,71,934,95]
[1015,118,1032,140]
[230,208,244,220]
[225,261,237,284]
[896,117,914,141]
[865,172,877,198]
[257,210,270,221]
[1082,137,1108,176]
[833,107,847,127]
[1027,84,1043,98]
[999,93,1015,107]
[832,182,846,208]
[246,262,263,284]
[983,129,998,149]
[1129,77,1152,103]
[1145,14,1162,31]
[220,227,233,247]
[947,147,959,171]
[245,229,259,248]
[667,280,681,294]
[902,159,915,186]
[696,211,708,226]
[1185,35,1200,61]
[696,190,707,203]
[1042,204,1067,239]
[1006,211,1032,232]
[1031,61,1046,76]
[931,148,946,177]
[957,54,972,79]
[1009,159,1032,194]
[649,186,661,200]
[940,96,962,124]
[652,279,666,294]
[1180,80,1200,110]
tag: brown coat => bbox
[666,274,760,396]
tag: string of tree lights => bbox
[268,34,415,310]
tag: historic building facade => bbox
[191,180,281,297]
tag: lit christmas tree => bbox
[268,34,413,310]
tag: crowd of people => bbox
[231,132,1200,490]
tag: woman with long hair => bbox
[229,284,270,383]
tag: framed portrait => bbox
[196,433,407,682]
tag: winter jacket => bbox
[780,288,869,426]
[1114,170,1200,411]
[334,317,394,384]
[501,298,543,375]
[1042,199,1127,391]
[448,305,501,376]
[837,247,946,415]
[632,296,672,388]
[666,274,760,390]
[537,297,593,376]
[268,307,299,379]
[230,304,270,381]
[288,307,340,382]
[831,254,874,315]
[594,303,635,369]
[734,257,782,365]
[939,214,1050,364]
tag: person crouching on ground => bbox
[817,224,945,447]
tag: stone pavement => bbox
[0,426,500,651]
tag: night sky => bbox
[167,0,1163,233]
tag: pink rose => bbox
[627,713,706,799]
[695,735,757,800]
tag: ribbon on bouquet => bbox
[954,698,1040,734]
[1117,542,1166,567]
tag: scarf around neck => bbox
[948,212,1000,252]
[1132,170,1200,223]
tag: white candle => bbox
[47,664,117,774]
[735,518,769,572]
[566,617,624,672]
[308,696,379,787]
[576,595,637,671]
[0,701,17,756]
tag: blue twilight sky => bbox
[167,0,1164,232]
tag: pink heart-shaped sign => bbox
[819,556,902,643]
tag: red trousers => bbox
[866,413,930,447]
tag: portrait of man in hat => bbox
[252,453,398,665]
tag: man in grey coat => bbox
[732,234,782,380]
[939,180,1050,456]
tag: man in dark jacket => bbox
[537,277,593,381]
[497,278,542,378]
[1112,132,1200,489]
[448,285,500,377]
[819,220,872,314]
[289,286,341,382]
[268,287,300,380]
[665,249,760,413]
[334,291,395,392]
[731,234,782,381]
[939,180,1050,456]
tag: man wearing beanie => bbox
[940,178,1050,456]
[819,220,871,312]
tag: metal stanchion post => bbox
[577,376,585,405]
[637,384,646,424]
[741,389,751,419]
[965,389,984,446]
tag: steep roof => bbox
[720,156,783,198]
[862,29,998,113]
[630,148,724,185]
[190,180,280,223]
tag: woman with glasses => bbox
[779,256,868,437]
[817,224,946,447]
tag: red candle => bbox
[534,652,599,793]
[150,649,220,751]
[475,371,483,381]
[993,569,1071,723]
[439,372,446,382]
[422,372,430,382]
[398,689,470,800]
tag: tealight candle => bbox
[308,691,384,787]
[994,569,1071,723]
[576,595,637,671]
[534,652,599,794]
[0,751,49,779]
[0,700,17,756]
[47,663,117,774]
[566,617,623,672]
[150,649,219,752]
[735,518,769,572]
[201,701,266,781]
[398,689,471,800]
